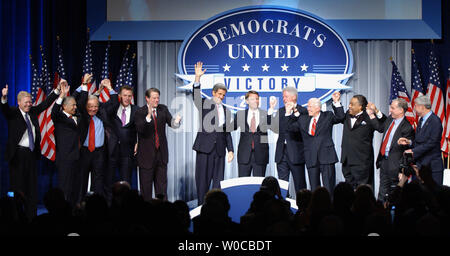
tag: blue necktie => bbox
[25,113,35,151]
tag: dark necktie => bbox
[417,117,423,132]
[25,113,34,151]
[152,109,160,149]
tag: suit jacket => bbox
[51,101,83,162]
[104,100,138,158]
[412,112,444,173]
[288,105,345,168]
[192,84,233,156]
[271,105,308,164]
[135,104,177,169]
[340,111,386,166]
[0,91,58,162]
[231,109,270,165]
[372,114,414,169]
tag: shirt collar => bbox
[422,110,432,122]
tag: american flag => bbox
[444,71,450,154]
[411,50,425,124]
[38,46,56,161]
[390,60,415,127]
[115,44,130,89]
[30,56,44,105]
[99,40,111,103]
[124,53,136,104]
[54,36,66,85]
[82,28,96,95]
[426,49,446,153]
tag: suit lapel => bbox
[418,115,432,135]
[314,112,325,135]
[389,118,406,151]
[351,114,365,130]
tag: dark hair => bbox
[352,95,368,111]
[145,88,160,97]
[119,85,133,94]
[245,90,259,99]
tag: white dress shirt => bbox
[117,104,131,125]
[247,108,260,130]
[18,108,36,148]
[350,111,363,128]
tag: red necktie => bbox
[250,112,256,149]
[152,109,160,149]
[310,118,317,136]
[380,121,395,156]
[88,116,95,152]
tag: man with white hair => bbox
[398,95,444,184]
[268,86,308,196]
[1,83,60,219]
[286,92,345,194]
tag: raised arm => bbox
[193,61,206,110]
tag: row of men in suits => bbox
[192,61,444,204]
[192,62,346,204]
[1,74,181,218]
[55,76,181,205]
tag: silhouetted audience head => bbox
[333,182,355,213]
[202,189,230,218]
[112,181,131,208]
[173,200,191,232]
[260,176,283,199]
[308,187,332,216]
[85,193,109,220]
[352,184,376,216]
[296,189,312,212]
[43,188,71,217]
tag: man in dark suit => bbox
[192,62,234,205]
[135,88,181,201]
[398,95,444,185]
[287,92,345,194]
[367,98,414,202]
[231,90,270,177]
[0,83,59,219]
[340,95,386,190]
[78,77,117,200]
[51,81,83,207]
[103,85,138,204]
[268,87,308,196]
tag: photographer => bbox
[398,95,444,185]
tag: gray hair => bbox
[282,86,298,98]
[308,97,321,107]
[393,98,408,113]
[212,83,227,93]
[62,96,76,107]
[87,95,99,106]
[414,95,432,109]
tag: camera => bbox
[398,152,415,177]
